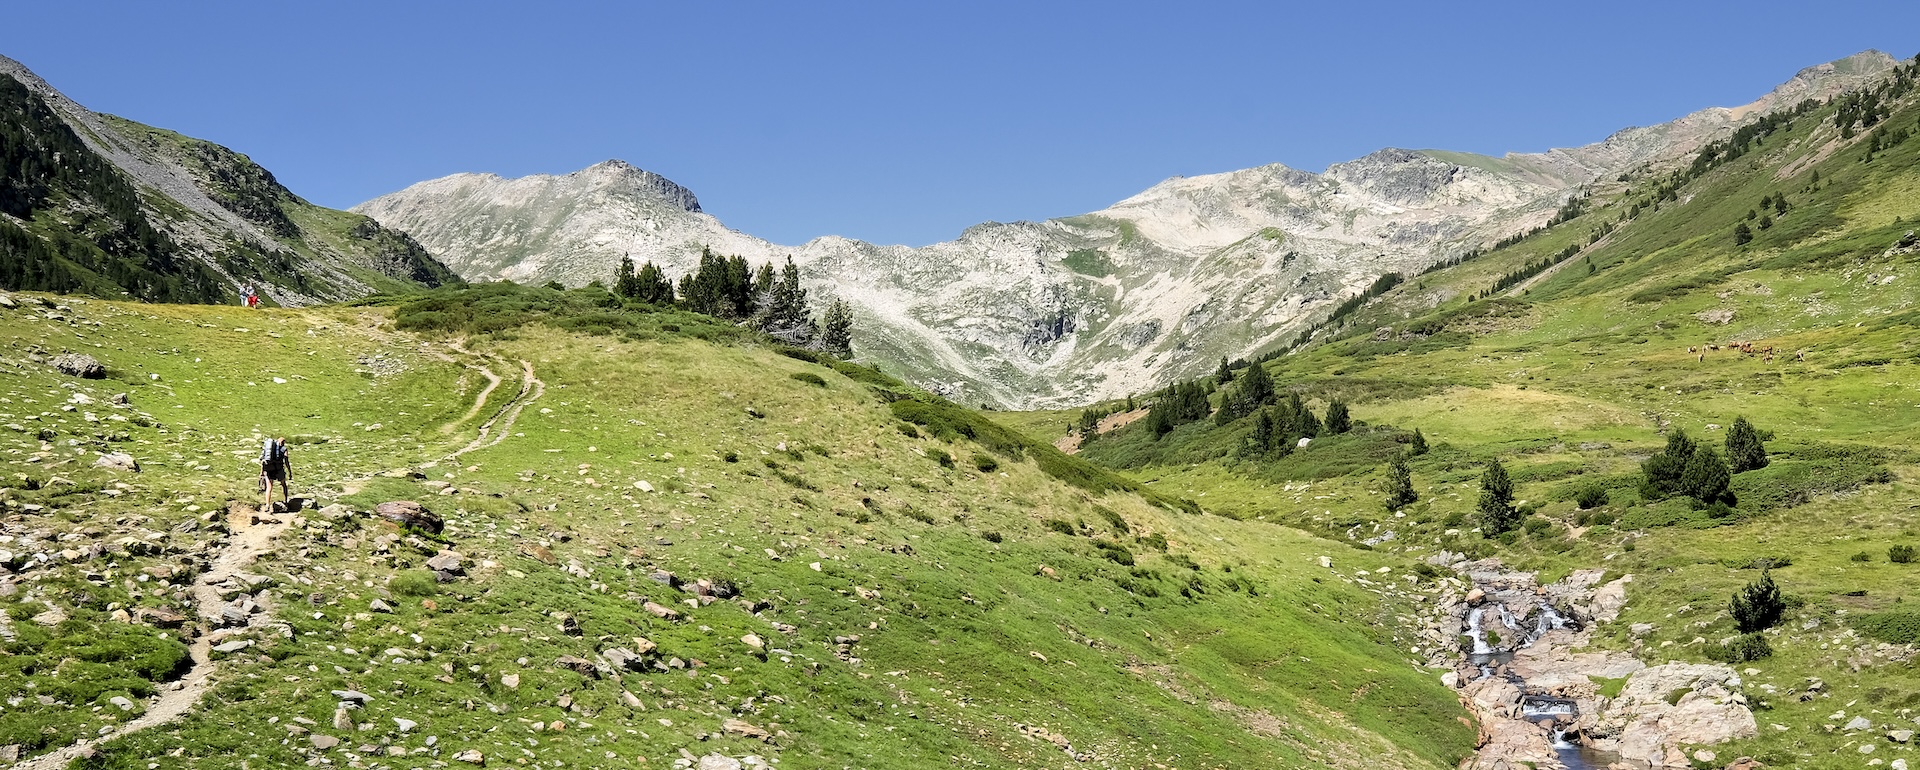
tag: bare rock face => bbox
[1583,574,1632,623]
[1596,663,1757,766]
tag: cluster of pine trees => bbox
[613,248,854,359]
[1639,416,1768,512]
[1132,358,1354,451]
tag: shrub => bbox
[1094,541,1135,565]
[789,371,827,387]
[971,453,999,473]
[1043,519,1078,536]
[1891,544,1916,564]
[980,531,1003,543]
[1136,533,1168,551]
[1522,517,1554,536]
[1854,611,1920,643]
[1851,551,1873,563]
[1093,506,1131,534]
[391,570,440,597]
[1575,485,1609,510]
[925,448,954,468]
[1730,571,1786,633]
[1706,633,1773,663]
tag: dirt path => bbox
[447,356,545,460]
[442,349,504,434]
[15,508,293,769]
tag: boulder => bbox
[454,749,485,764]
[1586,575,1632,623]
[554,655,599,677]
[723,718,771,741]
[700,755,744,770]
[374,501,443,534]
[1595,663,1756,766]
[49,353,105,379]
[643,601,682,620]
[426,550,465,575]
[93,452,139,472]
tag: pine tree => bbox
[1478,459,1519,535]
[1294,396,1321,438]
[1680,444,1731,505]
[1729,570,1785,633]
[757,257,815,345]
[1384,453,1417,511]
[1325,400,1352,434]
[614,255,639,299]
[1733,222,1753,246]
[1249,409,1275,456]
[634,262,674,305]
[1725,416,1769,472]
[1215,357,1234,385]
[1410,428,1429,456]
[1641,428,1698,499]
[819,298,854,359]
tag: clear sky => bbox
[3,1,1916,247]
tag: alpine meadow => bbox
[0,29,1918,770]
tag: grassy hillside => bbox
[0,287,1476,769]
[1048,56,1920,769]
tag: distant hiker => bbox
[239,284,252,306]
[260,436,292,511]
[246,291,260,309]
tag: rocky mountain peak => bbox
[570,159,702,212]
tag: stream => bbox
[1450,562,1644,770]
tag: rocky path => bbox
[443,347,504,434]
[14,507,293,769]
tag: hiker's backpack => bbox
[261,438,284,467]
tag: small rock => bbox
[426,550,465,575]
[700,754,743,770]
[1317,556,1332,569]
[394,717,417,733]
[212,639,254,654]
[1693,749,1716,763]
[311,734,340,750]
[500,673,520,690]
[331,690,372,705]
[722,718,770,741]
[1848,716,1875,732]
[454,749,485,764]
[643,601,682,620]
[31,608,67,626]
[93,452,139,472]
[373,500,443,534]
[369,598,394,613]
[741,633,765,650]
[109,696,134,711]
[1890,729,1915,743]
[620,690,644,709]
[555,655,599,677]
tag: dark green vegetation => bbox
[613,249,855,357]
[0,70,457,306]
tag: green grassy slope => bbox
[0,290,1475,769]
[1051,57,1920,769]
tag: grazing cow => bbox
[1708,344,1721,351]
[1798,350,1807,362]
[1688,346,1698,353]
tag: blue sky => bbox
[4,1,1917,246]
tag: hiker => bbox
[260,436,292,511]
[238,284,252,306]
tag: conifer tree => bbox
[1680,444,1731,505]
[1725,416,1769,472]
[819,298,855,359]
[1730,570,1785,633]
[1325,399,1352,434]
[615,255,639,299]
[1384,453,1417,511]
[1215,357,1234,385]
[634,261,674,305]
[1249,409,1275,456]
[1410,428,1429,456]
[1641,428,1698,499]
[1478,459,1519,535]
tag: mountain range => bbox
[353,51,1901,408]
[0,54,456,306]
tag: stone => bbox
[1693,749,1716,763]
[604,647,645,671]
[556,612,582,636]
[31,607,66,626]
[49,353,105,379]
[1464,587,1485,604]
[393,717,417,733]
[370,598,394,613]
[454,749,485,764]
[633,636,659,655]
[331,689,373,705]
[500,673,519,689]
[643,601,682,620]
[1629,622,1655,637]
[212,639,254,654]
[373,501,443,534]
[555,655,600,677]
[426,550,465,574]
[1891,759,1908,770]
[311,734,340,750]
[722,718,770,741]
[93,452,139,472]
[741,633,765,650]
[1847,716,1874,731]
[334,708,353,730]
[1890,729,1915,743]
[699,755,743,770]
[620,690,644,709]
[1317,556,1332,569]
[109,696,134,711]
